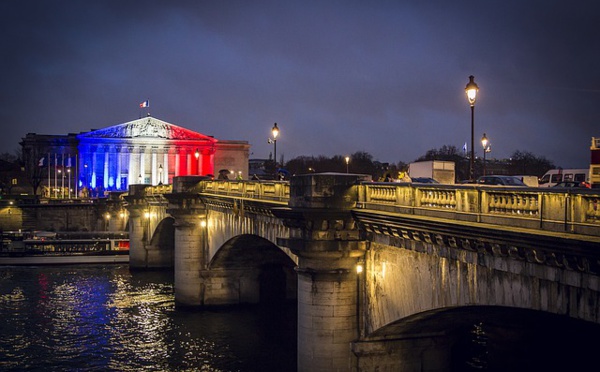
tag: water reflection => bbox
[0,265,296,372]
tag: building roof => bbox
[77,116,217,143]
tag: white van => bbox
[513,175,539,187]
[538,169,589,187]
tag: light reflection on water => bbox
[0,265,296,372]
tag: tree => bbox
[507,150,555,177]
[21,146,47,196]
[284,151,382,179]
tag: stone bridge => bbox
[123,174,600,371]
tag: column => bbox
[116,147,122,190]
[163,150,169,184]
[152,151,157,186]
[128,147,136,186]
[175,149,180,177]
[91,150,97,189]
[186,151,192,176]
[139,148,145,184]
[103,147,110,190]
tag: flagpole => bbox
[61,154,65,199]
[54,153,57,199]
[47,153,50,198]
[75,153,78,199]
[67,153,71,199]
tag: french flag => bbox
[140,100,149,108]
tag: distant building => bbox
[0,159,29,195]
[21,116,250,197]
[590,137,600,187]
[249,158,270,179]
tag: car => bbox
[411,177,439,184]
[552,181,590,188]
[476,175,527,186]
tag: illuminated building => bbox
[21,116,249,197]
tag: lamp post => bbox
[268,123,280,175]
[465,75,479,182]
[481,133,489,176]
[271,123,279,168]
[58,169,64,199]
[158,164,163,185]
[345,156,350,173]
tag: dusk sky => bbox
[1,1,599,169]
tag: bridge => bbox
[123,174,600,371]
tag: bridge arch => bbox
[202,234,297,305]
[355,305,600,371]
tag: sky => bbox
[1,1,600,169]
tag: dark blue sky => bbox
[1,1,599,169]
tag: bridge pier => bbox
[276,173,370,372]
[165,177,210,306]
[127,207,147,268]
[125,185,174,269]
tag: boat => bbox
[0,231,129,266]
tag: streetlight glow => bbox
[345,156,350,173]
[465,75,479,106]
[481,133,488,150]
[481,133,490,176]
[270,123,279,170]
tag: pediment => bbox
[78,116,217,142]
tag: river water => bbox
[3,264,599,371]
[0,265,296,372]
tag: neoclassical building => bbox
[21,116,249,198]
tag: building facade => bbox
[21,116,250,198]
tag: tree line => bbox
[268,145,555,182]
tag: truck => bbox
[538,168,589,187]
[591,137,600,188]
[408,160,455,184]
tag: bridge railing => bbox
[357,182,600,236]
[199,180,290,203]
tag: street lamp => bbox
[58,168,64,199]
[67,168,71,199]
[158,164,163,185]
[481,133,489,176]
[268,123,279,170]
[465,75,479,181]
[345,156,350,173]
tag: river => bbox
[0,265,297,372]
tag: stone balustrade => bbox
[126,177,600,239]
[359,182,600,236]
[200,179,290,202]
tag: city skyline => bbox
[1,1,599,169]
